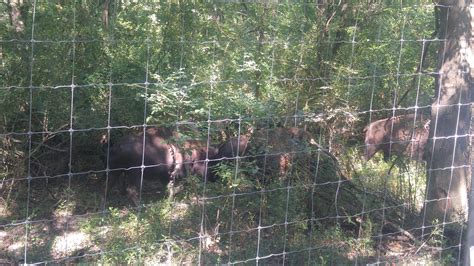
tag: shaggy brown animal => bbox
[210,127,315,181]
[363,114,429,161]
[107,127,218,202]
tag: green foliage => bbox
[348,148,427,213]
[0,1,436,131]
[147,70,207,124]
[0,1,445,264]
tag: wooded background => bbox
[0,1,472,264]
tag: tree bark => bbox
[7,0,25,33]
[423,0,472,235]
[463,3,474,265]
[466,103,474,265]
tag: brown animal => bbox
[363,114,429,161]
[182,139,218,179]
[209,127,315,181]
[107,127,218,202]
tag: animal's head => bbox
[188,146,219,180]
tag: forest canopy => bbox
[0,1,436,132]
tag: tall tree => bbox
[423,0,472,238]
[463,2,474,264]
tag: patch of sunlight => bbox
[51,231,91,258]
[53,199,75,217]
[170,202,190,221]
[7,241,23,253]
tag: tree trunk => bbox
[7,0,25,33]
[466,104,474,265]
[423,0,472,234]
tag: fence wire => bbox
[0,1,472,265]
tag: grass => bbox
[0,146,462,264]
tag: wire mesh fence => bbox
[0,1,472,264]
